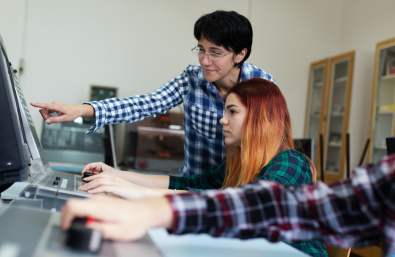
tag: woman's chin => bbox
[224,140,235,146]
[203,73,218,83]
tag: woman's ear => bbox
[235,48,247,64]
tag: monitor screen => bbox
[0,35,29,191]
[0,34,54,192]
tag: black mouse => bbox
[66,217,102,253]
[82,172,95,182]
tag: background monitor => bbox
[386,137,395,155]
[294,138,315,163]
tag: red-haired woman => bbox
[79,78,326,256]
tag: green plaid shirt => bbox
[169,149,328,257]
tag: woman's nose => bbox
[220,116,227,125]
[200,53,212,66]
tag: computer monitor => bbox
[0,35,30,193]
[0,34,92,210]
[0,33,57,193]
[386,137,395,156]
[293,138,315,163]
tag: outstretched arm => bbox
[62,196,173,241]
[166,158,391,249]
[30,102,95,124]
[32,66,192,132]
[63,155,395,254]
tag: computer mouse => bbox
[66,217,102,253]
[82,172,95,182]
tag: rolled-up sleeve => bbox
[168,162,225,191]
[84,68,191,134]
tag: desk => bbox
[148,228,308,257]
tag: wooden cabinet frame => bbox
[305,51,355,184]
[368,37,395,163]
[304,59,330,181]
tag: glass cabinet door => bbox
[369,39,395,164]
[323,51,355,183]
[304,59,329,171]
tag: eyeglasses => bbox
[191,46,231,61]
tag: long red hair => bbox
[222,78,316,188]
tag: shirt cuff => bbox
[168,175,180,190]
[164,193,208,235]
[83,101,106,134]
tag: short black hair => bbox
[194,10,253,68]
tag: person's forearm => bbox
[80,104,95,118]
[139,197,174,230]
[112,170,170,189]
[145,188,188,197]
[166,165,384,249]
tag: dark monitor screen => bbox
[0,35,29,191]
[386,137,395,156]
[294,138,314,162]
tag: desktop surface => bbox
[150,228,309,257]
[0,203,308,257]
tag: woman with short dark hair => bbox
[31,10,275,177]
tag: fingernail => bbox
[46,119,51,124]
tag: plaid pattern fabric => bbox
[169,162,225,191]
[84,63,275,176]
[169,150,312,190]
[168,149,326,256]
[166,154,395,257]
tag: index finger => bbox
[30,102,54,109]
[82,162,102,174]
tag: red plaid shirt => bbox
[166,154,395,257]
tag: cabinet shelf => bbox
[314,82,323,87]
[326,170,339,173]
[374,146,387,150]
[380,74,395,81]
[328,142,342,147]
[377,111,393,115]
[334,76,348,83]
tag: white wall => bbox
[249,0,344,138]
[0,0,25,71]
[1,0,395,172]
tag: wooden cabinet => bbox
[304,59,330,172]
[368,37,395,164]
[304,51,355,183]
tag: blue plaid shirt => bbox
[85,63,275,176]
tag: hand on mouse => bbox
[62,195,173,241]
[82,162,118,177]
